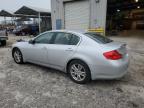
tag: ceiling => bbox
[107,0,144,14]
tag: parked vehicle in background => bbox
[12,30,129,84]
[13,24,39,36]
[0,36,8,46]
[0,30,8,46]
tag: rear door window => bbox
[53,32,80,45]
[69,34,80,45]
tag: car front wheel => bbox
[68,60,91,84]
[13,48,23,64]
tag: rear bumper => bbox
[90,54,129,80]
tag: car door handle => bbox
[65,48,73,51]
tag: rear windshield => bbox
[84,32,113,44]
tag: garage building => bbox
[51,0,144,35]
[51,0,107,33]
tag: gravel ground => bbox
[0,34,144,108]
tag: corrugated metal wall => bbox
[64,0,89,30]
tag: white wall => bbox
[90,0,107,30]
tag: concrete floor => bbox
[0,32,144,108]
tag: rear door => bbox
[47,32,80,69]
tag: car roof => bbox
[48,30,87,34]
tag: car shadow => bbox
[25,62,68,77]
[19,62,131,86]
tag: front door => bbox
[24,32,54,64]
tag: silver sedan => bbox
[12,30,129,84]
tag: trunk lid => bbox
[101,41,127,56]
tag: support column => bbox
[4,16,6,25]
[38,12,41,33]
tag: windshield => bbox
[84,32,113,44]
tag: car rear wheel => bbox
[13,48,23,64]
[68,60,91,84]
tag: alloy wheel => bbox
[14,50,22,63]
[70,64,86,82]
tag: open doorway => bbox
[106,0,144,36]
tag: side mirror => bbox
[29,40,35,44]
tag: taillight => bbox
[103,50,122,60]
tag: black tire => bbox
[1,40,6,46]
[68,60,91,84]
[12,48,23,64]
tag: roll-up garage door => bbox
[64,0,89,30]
